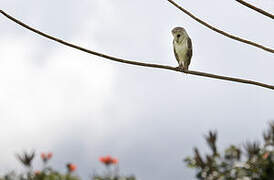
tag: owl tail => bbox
[183,61,190,71]
[183,65,189,71]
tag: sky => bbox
[0,0,274,179]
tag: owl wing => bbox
[184,37,193,70]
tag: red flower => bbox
[263,152,269,159]
[41,153,46,160]
[47,152,53,159]
[99,155,118,165]
[112,158,118,164]
[67,163,77,172]
[41,152,53,162]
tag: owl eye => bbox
[177,34,181,38]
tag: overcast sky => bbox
[0,0,274,179]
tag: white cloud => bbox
[0,26,115,172]
[0,0,273,179]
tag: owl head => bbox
[172,27,188,43]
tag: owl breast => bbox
[174,40,188,63]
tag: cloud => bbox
[0,0,274,179]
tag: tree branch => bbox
[235,0,274,19]
[167,0,274,53]
[0,10,273,90]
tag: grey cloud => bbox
[0,0,274,180]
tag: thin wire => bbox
[167,0,274,53]
[0,10,273,90]
[235,0,274,19]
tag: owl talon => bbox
[175,66,184,71]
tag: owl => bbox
[172,27,192,70]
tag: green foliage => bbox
[0,169,80,180]
[0,152,135,180]
[92,176,136,180]
[185,122,274,180]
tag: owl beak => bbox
[176,34,181,43]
